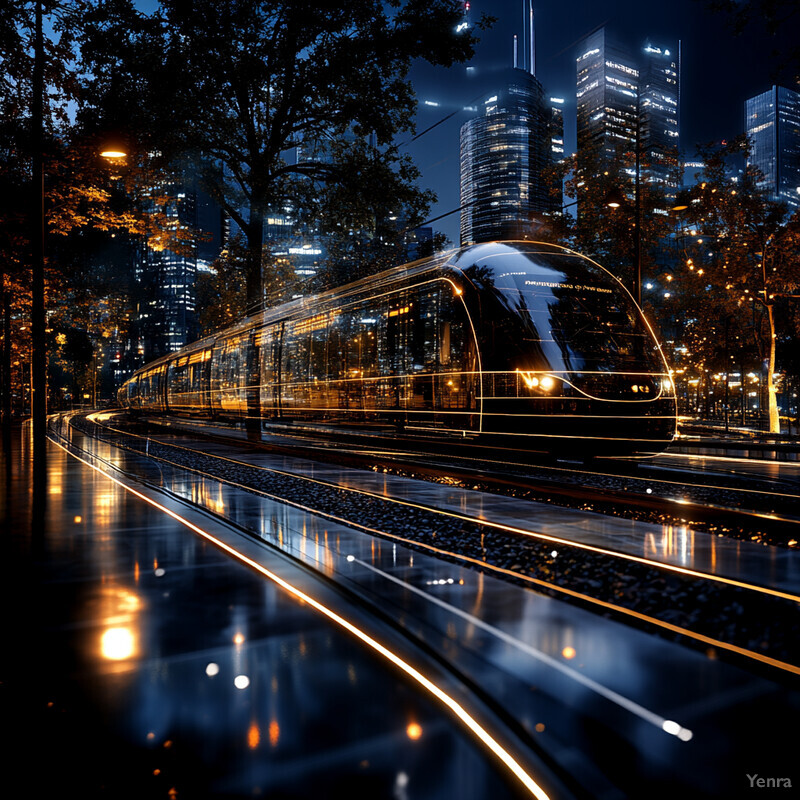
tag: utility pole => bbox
[32,0,47,468]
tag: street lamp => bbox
[605,183,641,307]
[31,0,46,473]
[604,87,643,306]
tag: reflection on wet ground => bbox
[652,450,800,485]
[98,419,800,593]
[1,425,545,799]
[3,418,800,799]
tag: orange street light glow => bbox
[406,722,423,740]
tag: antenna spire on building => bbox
[519,1,535,75]
[529,1,535,76]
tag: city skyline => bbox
[405,0,798,243]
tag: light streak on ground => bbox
[347,555,693,741]
[50,435,552,800]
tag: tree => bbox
[297,136,439,290]
[78,0,489,306]
[547,139,678,297]
[0,1,200,416]
[661,137,800,432]
[195,233,299,336]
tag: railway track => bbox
[132,413,800,546]
[72,411,800,678]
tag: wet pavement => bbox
[3,417,800,798]
[110,415,800,595]
[650,450,800,487]
[1,424,551,800]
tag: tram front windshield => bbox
[465,251,664,374]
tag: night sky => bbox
[133,0,798,244]
[406,0,799,242]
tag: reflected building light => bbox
[269,719,280,747]
[101,626,136,661]
[247,722,260,749]
[234,674,250,689]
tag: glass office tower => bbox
[459,68,549,245]
[135,177,224,362]
[576,29,680,188]
[639,41,680,188]
[746,85,800,209]
[576,28,639,168]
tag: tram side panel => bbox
[271,278,479,434]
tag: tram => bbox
[118,241,677,457]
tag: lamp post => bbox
[31,0,46,471]
[605,92,642,306]
[605,185,641,306]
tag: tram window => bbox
[327,318,345,381]
[211,335,248,413]
[256,327,274,386]
[345,303,379,377]
[281,321,310,406]
[384,293,411,376]
[169,358,189,396]
[309,324,328,381]
[409,288,439,371]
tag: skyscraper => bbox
[135,176,224,362]
[576,28,639,169]
[575,28,680,189]
[639,42,680,187]
[459,68,549,245]
[745,85,800,209]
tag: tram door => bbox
[385,297,411,427]
[245,328,261,434]
[408,282,479,434]
[257,326,275,421]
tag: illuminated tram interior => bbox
[119,242,677,457]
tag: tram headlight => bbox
[539,375,556,392]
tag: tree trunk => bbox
[766,303,780,433]
[1,272,11,426]
[32,1,47,473]
[245,209,264,309]
[244,206,264,441]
